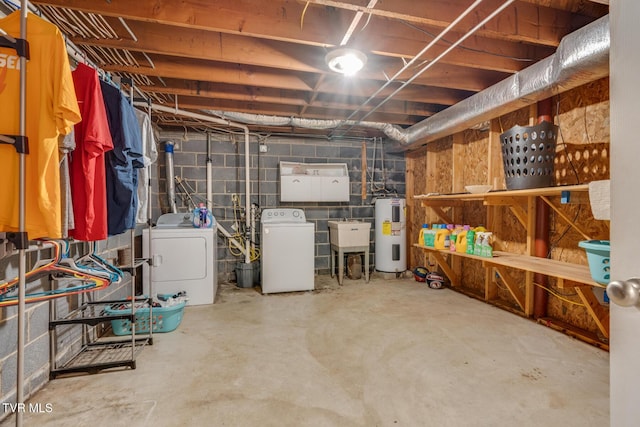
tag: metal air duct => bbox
[205,15,610,153]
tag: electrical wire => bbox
[548,204,582,258]
[532,282,584,307]
[228,196,260,261]
[555,95,581,184]
[301,1,310,29]
[400,20,535,63]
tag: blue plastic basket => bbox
[105,301,186,335]
[578,240,610,285]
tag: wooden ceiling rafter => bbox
[30,0,608,136]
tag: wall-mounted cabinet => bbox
[280,161,349,202]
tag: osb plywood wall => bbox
[408,77,610,337]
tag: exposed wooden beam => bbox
[138,83,438,118]
[68,19,548,76]
[101,54,504,93]
[297,0,584,46]
[35,0,580,49]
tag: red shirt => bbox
[69,63,114,241]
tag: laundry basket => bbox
[578,240,610,285]
[105,300,186,335]
[500,121,558,190]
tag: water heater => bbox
[374,198,406,272]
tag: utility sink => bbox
[328,220,371,247]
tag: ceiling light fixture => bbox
[325,47,367,76]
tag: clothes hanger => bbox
[57,241,120,282]
[75,241,124,283]
[0,241,112,307]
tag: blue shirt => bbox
[100,81,143,236]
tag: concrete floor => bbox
[2,275,609,427]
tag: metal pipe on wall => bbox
[16,2,28,426]
[164,141,178,214]
[135,102,252,264]
[206,133,212,212]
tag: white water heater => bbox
[374,198,406,272]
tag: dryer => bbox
[143,212,217,305]
[261,208,314,294]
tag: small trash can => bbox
[236,262,257,288]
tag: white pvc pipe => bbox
[243,128,250,264]
[206,133,212,212]
[135,103,252,264]
[165,141,178,213]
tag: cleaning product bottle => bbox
[434,227,451,250]
[425,228,437,248]
[456,225,471,254]
[450,225,464,252]
[466,228,476,255]
[418,224,429,246]
[192,203,213,228]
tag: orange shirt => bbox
[0,12,81,239]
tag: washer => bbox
[261,208,314,294]
[142,212,217,305]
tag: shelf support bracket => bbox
[492,265,526,311]
[574,286,610,339]
[431,251,459,286]
[539,195,593,241]
[429,206,453,225]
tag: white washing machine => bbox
[261,208,315,294]
[142,213,217,306]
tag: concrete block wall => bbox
[153,132,406,281]
[0,232,136,422]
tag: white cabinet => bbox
[280,161,350,202]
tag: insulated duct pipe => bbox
[205,15,610,152]
[140,103,252,264]
[164,141,178,213]
[393,14,610,151]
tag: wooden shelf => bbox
[413,182,609,342]
[414,184,589,202]
[414,244,601,288]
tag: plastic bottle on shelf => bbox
[465,226,476,255]
[418,224,429,245]
[434,227,451,250]
[456,225,471,254]
[192,203,214,228]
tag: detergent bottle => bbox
[456,225,471,254]
[465,228,476,255]
[418,224,429,246]
[424,228,437,248]
[434,226,451,250]
[192,203,214,228]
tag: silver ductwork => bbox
[204,110,408,142]
[205,15,609,152]
[389,14,610,151]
